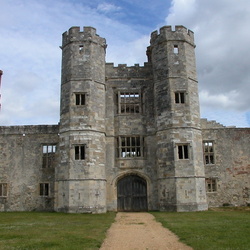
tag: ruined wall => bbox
[0,125,59,211]
[202,127,250,207]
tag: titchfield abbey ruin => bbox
[0,26,249,213]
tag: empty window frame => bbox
[177,144,189,159]
[42,144,56,168]
[175,92,185,103]
[117,91,141,114]
[75,145,85,160]
[117,136,144,158]
[0,183,7,197]
[203,141,215,165]
[174,45,179,54]
[40,183,49,196]
[206,178,217,192]
[75,93,85,106]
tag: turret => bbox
[56,27,107,213]
[150,26,207,211]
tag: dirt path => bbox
[100,212,192,250]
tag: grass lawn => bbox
[151,207,250,250]
[0,212,116,250]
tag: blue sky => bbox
[0,0,250,127]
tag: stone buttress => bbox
[56,27,107,213]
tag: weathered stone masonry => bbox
[0,26,249,212]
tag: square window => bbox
[75,93,85,106]
[178,144,189,159]
[40,183,49,196]
[75,145,85,160]
[206,178,217,192]
[117,91,141,114]
[175,92,185,103]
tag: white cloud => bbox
[97,2,121,13]
[165,0,250,127]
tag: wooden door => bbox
[117,175,147,211]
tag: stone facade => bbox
[0,26,249,213]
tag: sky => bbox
[0,0,250,127]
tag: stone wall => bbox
[202,128,250,207]
[0,125,59,211]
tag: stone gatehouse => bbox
[0,26,249,213]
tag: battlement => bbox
[62,26,106,48]
[105,62,152,79]
[150,25,195,46]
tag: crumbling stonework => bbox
[0,26,249,213]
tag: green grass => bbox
[151,207,250,250]
[0,212,116,250]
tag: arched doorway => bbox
[117,175,148,211]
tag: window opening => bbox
[40,183,49,196]
[206,178,217,192]
[0,183,7,197]
[117,136,144,158]
[175,92,185,103]
[75,93,85,106]
[203,141,215,164]
[174,45,179,54]
[75,145,85,160]
[118,91,141,114]
[79,45,84,53]
[42,144,56,168]
[178,144,189,159]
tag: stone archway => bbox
[117,174,148,211]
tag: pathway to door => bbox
[100,212,192,250]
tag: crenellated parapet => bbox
[62,26,107,49]
[150,25,195,47]
[105,63,152,79]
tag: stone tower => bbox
[149,26,208,211]
[56,27,107,213]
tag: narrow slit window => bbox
[75,93,85,106]
[79,45,84,53]
[174,45,179,54]
[0,183,7,197]
[75,145,85,160]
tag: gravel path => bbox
[100,212,192,250]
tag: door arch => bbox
[117,174,148,211]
